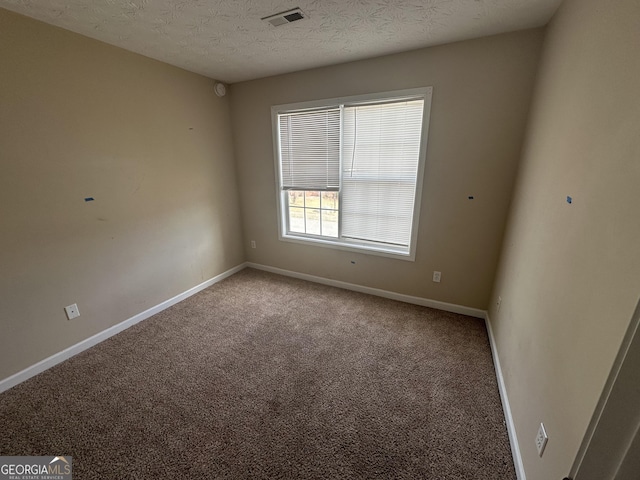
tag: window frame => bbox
[271,87,433,261]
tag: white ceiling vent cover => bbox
[262,8,306,27]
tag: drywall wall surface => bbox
[0,8,244,381]
[488,0,640,478]
[230,29,544,309]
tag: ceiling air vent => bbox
[262,8,306,27]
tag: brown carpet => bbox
[0,268,515,479]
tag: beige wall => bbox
[0,9,245,381]
[230,29,544,309]
[488,0,640,478]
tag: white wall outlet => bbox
[432,271,441,283]
[250,240,256,249]
[64,303,80,320]
[497,296,502,311]
[535,422,548,457]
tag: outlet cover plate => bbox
[65,304,80,320]
[433,271,441,283]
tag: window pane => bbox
[321,191,339,210]
[289,206,305,233]
[321,210,339,237]
[305,208,321,235]
[305,191,320,208]
[288,191,304,207]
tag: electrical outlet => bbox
[432,271,441,283]
[64,304,80,320]
[497,296,502,311]
[251,240,256,249]
[535,423,548,457]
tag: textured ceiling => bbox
[0,0,562,83]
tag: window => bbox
[272,88,432,260]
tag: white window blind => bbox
[342,100,424,246]
[278,108,340,191]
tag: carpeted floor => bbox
[0,268,515,479]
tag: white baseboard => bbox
[0,262,247,394]
[485,312,526,480]
[246,262,486,319]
